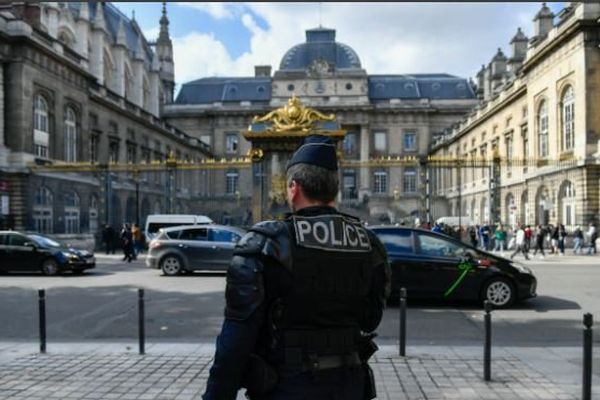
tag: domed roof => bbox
[279,28,362,71]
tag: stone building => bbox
[0,2,211,236]
[165,27,478,223]
[430,2,600,230]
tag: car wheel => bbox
[482,277,515,308]
[41,259,58,276]
[160,255,182,276]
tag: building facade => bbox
[0,2,211,236]
[430,2,600,230]
[165,28,478,223]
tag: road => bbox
[0,253,599,347]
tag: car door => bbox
[374,229,419,297]
[415,232,475,298]
[6,233,38,271]
[208,228,240,270]
[0,234,8,270]
[178,227,212,269]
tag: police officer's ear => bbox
[288,179,301,202]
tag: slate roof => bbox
[175,77,272,104]
[65,2,154,64]
[368,74,476,100]
[279,28,362,70]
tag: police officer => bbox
[202,135,391,400]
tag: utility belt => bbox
[242,329,378,400]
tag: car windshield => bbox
[28,235,61,248]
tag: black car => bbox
[0,231,96,275]
[371,227,537,308]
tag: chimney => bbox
[254,65,272,77]
[533,3,554,38]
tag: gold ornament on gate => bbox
[252,95,335,133]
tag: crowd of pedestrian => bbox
[428,220,598,260]
[101,223,146,262]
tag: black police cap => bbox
[286,135,338,171]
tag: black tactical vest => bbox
[267,211,374,362]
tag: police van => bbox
[144,214,213,241]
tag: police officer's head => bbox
[286,135,339,212]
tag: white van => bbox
[145,214,213,240]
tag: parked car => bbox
[370,226,537,308]
[0,231,95,275]
[146,224,246,275]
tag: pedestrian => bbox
[202,135,391,400]
[120,223,134,262]
[587,223,597,255]
[102,224,115,254]
[524,225,533,251]
[510,224,529,260]
[558,224,567,255]
[468,225,478,247]
[432,222,442,233]
[493,224,506,253]
[131,223,142,258]
[479,223,490,251]
[532,224,546,259]
[550,225,559,255]
[573,225,584,254]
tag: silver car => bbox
[146,224,246,275]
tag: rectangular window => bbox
[90,134,99,163]
[373,170,387,194]
[225,133,238,154]
[342,169,357,199]
[343,132,357,156]
[404,132,416,152]
[374,132,386,153]
[403,169,417,194]
[109,141,119,163]
[226,170,239,194]
[505,136,513,171]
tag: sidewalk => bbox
[0,341,595,399]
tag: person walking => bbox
[120,223,134,263]
[532,225,546,259]
[468,225,478,248]
[550,225,559,255]
[587,223,597,255]
[493,224,506,253]
[524,225,533,252]
[510,224,529,260]
[202,135,391,400]
[557,224,567,255]
[479,223,490,251]
[573,225,584,254]
[131,223,142,258]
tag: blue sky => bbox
[114,2,566,89]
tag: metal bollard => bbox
[138,289,145,355]
[38,289,46,353]
[583,313,593,400]
[399,288,407,357]
[484,300,492,381]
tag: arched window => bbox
[89,195,99,233]
[34,187,53,233]
[34,95,49,158]
[561,86,575,151]
[560,181,576,229]
[537,100,549,158]
[64,107,77,162]
[64,191,80,234]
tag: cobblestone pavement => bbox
[0,343,592,400]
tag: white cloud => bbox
[142,26,160,42]
[168,2,555,86]
[176,2,242,20]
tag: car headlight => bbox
[511,261,532,274]
[61,251,79,260]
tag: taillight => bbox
[478,259,491,267]
[149,241,161,249]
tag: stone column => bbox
[359,124,370,199]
